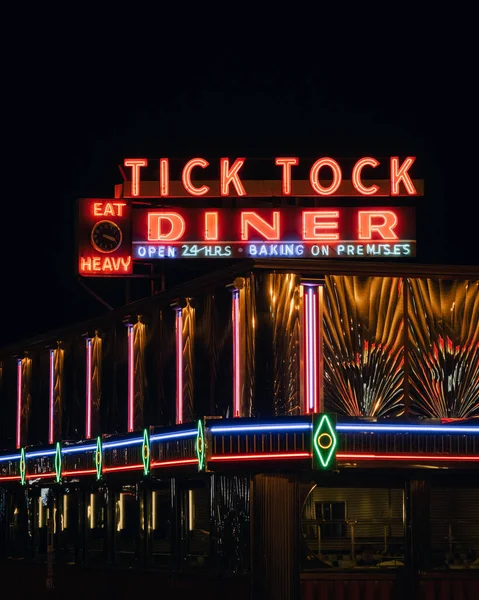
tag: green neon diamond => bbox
[312,414,337,469]
[55,442,62,483]
[95,436,102,481]
[20,447,26,486]
[142,428,150,476]
[196,420,205,471]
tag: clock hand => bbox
[103,234,116,242]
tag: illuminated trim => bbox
[85,338,92,439]
[95,436,102,480]
[150,429,197,442]
[232,289,240,417]
[20,448,26,485]
[16,359,22,449]
[303,285,320,413]
[150,458,199,468]
[142,429,150,476]
[102,437,143,449]
[62,444,97,454]
[0,454,21,462]
[312,414,337,468]
[127,324,134,432]
[49,349,55,445]
[103,463,144,473]
[210,452,310,462]
[55,442,62,482]
[63,469,97,477]
[175,308,183,425]
[336,424,479,433]
[0,475,22,481]
[210,423,311,433]
[196,420,205,471]
[337,452,479,462]
[25,449,56,459]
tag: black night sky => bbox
[1,10,476,348]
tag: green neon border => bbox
[95,436,102,480]
[312,414,337,469]
[55,442,62,483]
[142,428,150,476]
[196,420,205,471]
[20,447,26,486]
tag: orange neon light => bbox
[358,211,398,240]
[159,158,169,197]
[241,211,280,240]
[182,158,210,196]
[220,158,246,196]
[204,212,219,240]
[151,458,198,468]
[124,158,147,197]
[148,212,186,241]
[390,157,417,195]
[80,256,131,273]
[302,211,340,240]
[209,452,311,461]
[310,158,342,195]
[275,157,299,195]
[352,157,380,195]
[93,202,126,217]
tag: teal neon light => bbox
[142,429,150,476]
[95,436,102,480]
[196,420,205,471]
[312,414,337,469]
[20,447,26,486]
[54,442,62,483]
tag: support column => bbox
[251,473,300,600]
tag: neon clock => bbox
[90,220,123,253]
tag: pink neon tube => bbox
[232,290,240,417]
[304,286,319,414]
[48,350,55,444]
[127,325,134,432]
[175,310,183,424]
[16,359,22,449]
[85,339,92,439]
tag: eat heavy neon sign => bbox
[123,156,418,197]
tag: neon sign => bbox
[121,156,420,198]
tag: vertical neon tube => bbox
[127,325,134,432]
[303,285,321,414]
[85,338,92,439]
[16,359,22,449]
[232,289,240,417]
[48,349,55,444]
[175,308,183,424]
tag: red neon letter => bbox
[358,211,398,239]
[241,211,280,240]
[352,157,380,195]
[124,158,147,197]
[275,157,298,195]
[391,157,417,195]
[160,158,169,197]
[303,211,340,240]
[220,158,246,196]
[148,212,186,241]
[205,212,219,240]
[310,158,342,195]
[182,158,210,196]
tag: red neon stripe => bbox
[103,463,143,473]
[26,472,56,479]
[127,326,134,432]
[63,469,96,476]
[16,360,22,449]
[210,452,311,462]
[151,458,198,468]
[85,340,92,439]
[0,475,22,481]
[337,453,479,462]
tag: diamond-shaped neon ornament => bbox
[312,414,337,469]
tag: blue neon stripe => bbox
[0,454,21,462]
[102,437,143,449]
[62,444,97,454]
[25,450,56,458]
[150,430,197,442]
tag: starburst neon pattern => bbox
[95,436,102,481]
[196,420,205,471]
[55,442,62,483]
[142,429,150,476]
[312,414,337,469]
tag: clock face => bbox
[90,220,123,253]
